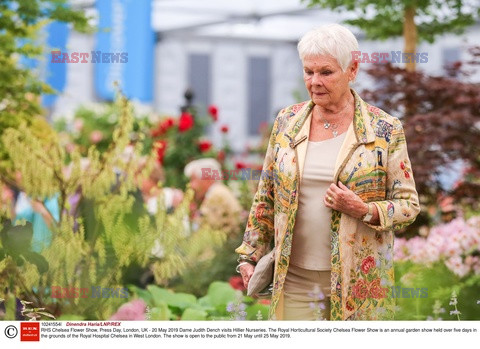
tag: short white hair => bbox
[184,158,221,179]
[297,24,359,72]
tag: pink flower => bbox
[90,130,103,144]
[109,299,147,320]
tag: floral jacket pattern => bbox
[235,89,420,320]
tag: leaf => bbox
[245,304,269,321]
[148,303,171,321]
[36,311,56,319]
[205,281,237,314]
[181,308,207,321]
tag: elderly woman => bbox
[236,24,420,321]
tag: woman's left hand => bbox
[324,182,368,220]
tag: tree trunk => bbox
[403,5,417,72]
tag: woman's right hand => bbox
[239,263,255,289]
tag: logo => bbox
[4,325,18,339]
[20,322,40,342]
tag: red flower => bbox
[255,203,266,220]
[229,276,245,291]
[404,171,410,179]
[178,112,194,132]
[235,161,247,169]
[152,117,175,137]
[400,162,405,170]
[220,125,229,133]
[258,299,271,305]
[368,278,388,299]
[361,256,375,274]
[217,150,226,163]
[198,139,212,153]
[352,279,369,300]
[208,105,218,121]
[154,140,167,164]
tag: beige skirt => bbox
[283,263,331,320]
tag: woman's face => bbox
[303,54,358,108]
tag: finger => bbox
[329,183,342,194]
[326,187,336,198]
[324,195,334,208]
[338,181,350,191]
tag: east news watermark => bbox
[51,286,129,299]
[351,51,429,64]
[51,51,128,63]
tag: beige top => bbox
[289,132,347,270]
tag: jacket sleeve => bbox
[365,118,421,232]
[234,113,280,263]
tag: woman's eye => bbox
[322,70,332,75]
[304,70,313,75]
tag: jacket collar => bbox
[286,89,376,146]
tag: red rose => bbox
[178,112,194,132]
[400,162,405,170]
[368,278,388,299]
[352,279,369,300]
[220,125,229,133]
[154,140,167,164]
[208,105,218,121]
[198,139,212,153]
[404,171,410,179]
[229,276,245,291]
[361,256,376,274]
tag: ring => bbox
[327,196,333,204]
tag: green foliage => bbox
[54,103,154,157]
[129,281,269,321]
[0,93,227,320]
[304,0,480,42]
[394,261,480,320]
[0,0,92,176]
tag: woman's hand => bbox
[324,182,370,220]
[239,263,255,289]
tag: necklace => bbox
[319,117,339,137]
[314,100,353,137]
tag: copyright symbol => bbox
[5,325,18,339]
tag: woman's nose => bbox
[311,73,323,86]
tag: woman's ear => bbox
[349,60,359,82]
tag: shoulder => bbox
[276,100,309,119]
[279,101,310,116]
[363,101,404,136]
[273,100,311,130]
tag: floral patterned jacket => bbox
[235,89,420,320]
